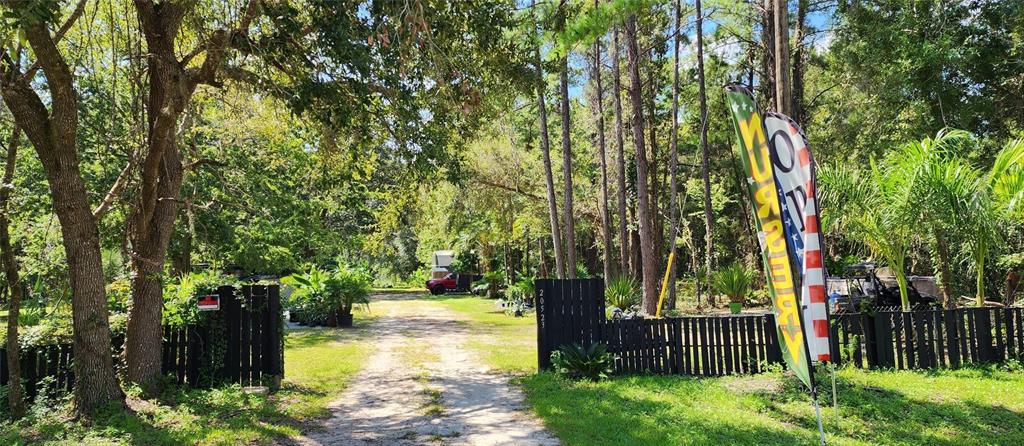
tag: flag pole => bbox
[812,387,827,446]
[769,110,826,445]
[793,259,826,445]
[831,361,839,427]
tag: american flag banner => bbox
[764,112,831,363]
[724,85,814,390]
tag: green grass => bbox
[428,294,536,374]
[520,365,1024,446]
[0,314,374,445]
[420,294,1024,445]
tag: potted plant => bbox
[606,276,640,318]
[333,268,372,327]
[712,262,752,314]
[285,266,372,327]
[283,266,335,326]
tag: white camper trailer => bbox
[431,250,455,279]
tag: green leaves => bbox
[606,276,640,310]
[283,264,372,318]
[550,342,615,381]
[711,262,751,304]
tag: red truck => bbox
[425,272,479,295]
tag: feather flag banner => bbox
[764,112,831,363]
[724,84,813,390]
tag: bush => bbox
[550,343,614,381]
[503,276,535,317]
[164,269,237,327]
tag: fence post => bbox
[264,285,283,390]
[223,286,241,384]
[187,325,203,386]
[976,308,994,363]
[764,314,782,364]
[535,279,551,371]
[945,310,961,368]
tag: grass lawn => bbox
[521,360,1024,446]
[0,312,374,445]
[423,294,1024,445]
[428,294,536,374]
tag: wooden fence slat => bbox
[722,317,733,375]
[24,348,37,399]
[995,308,1006,362]
[240,288,252,387]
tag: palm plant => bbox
[819,161,916,310]
[885,129,977,308]
[712,262,752,314]
[966,136,1024,306]
[478,270,505,299]
[820,130,1024,309]
[605,276,640,311]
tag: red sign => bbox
[197,294,220,311]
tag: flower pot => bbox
[324,312,338,327]
[338,311,354,327]
[729,302,742,314]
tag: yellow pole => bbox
[656,251,675,318]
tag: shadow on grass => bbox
[285,314,380,348]
[71,384,298,446]
[756,371,1024,445]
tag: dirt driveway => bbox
[287,293,559,446]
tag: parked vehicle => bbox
[426,272,480,295]
[827,263,937,312]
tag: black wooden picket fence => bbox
[830,307,1024,369]
[537,279,1024,376]
[0,285,283,401]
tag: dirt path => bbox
[287,294,559,446]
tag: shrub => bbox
[475,271,505,299]
[550,343,614,381]
[164,269,236,327]
[502,276,536,317]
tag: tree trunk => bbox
[624,16,658,314]
[126,4,193,393]
[533,0,565,279]
[126,145,183,395]
[558,5,577,279]
[589,2,613,282]
[933,225,956,309]
[760,0,776,107]
[171,207,193,276]
[1,20,124,417]
[792,0,808,123]
[1006,270,1021,307]
[1,126,25,419]
[666,0,682,311]
[538,236,549,279]
[127,0,257,391]
[646,51,663,281]
[612,26,630,278]
[773,0,792,114]
[696,0,715,306]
